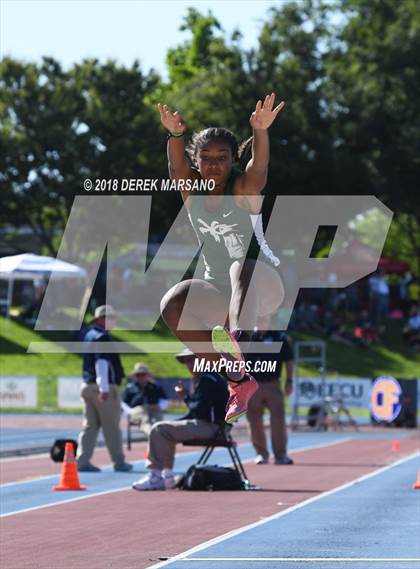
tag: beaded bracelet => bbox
[167,131,184,138]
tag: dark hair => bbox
[187,127,253,171]
[238,136,253,170]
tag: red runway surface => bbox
[1,434,418,569]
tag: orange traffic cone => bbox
[53,442,87,491]
[391,440,400,452]
[413,470,420,490]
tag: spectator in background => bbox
[20,279,46,323]
[346,283,361,313]
[399,272,412,316]
[247,313,294,465]
[402,305,420,351]
[407,278,420,309]
[122,362,168,435]
[295,301,319,331]
[326,315,355,347]
[369,270,390,323]
[132,348,228,491]
[77,305,133,473]
[393,396,416,428]
[353,310,379,348]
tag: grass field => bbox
[1,315,418,411]
[293,320,420,378]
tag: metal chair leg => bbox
[127,420,131,450]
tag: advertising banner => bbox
[57,377,83,409]
[292,377,372,410]
[0,377,38,408]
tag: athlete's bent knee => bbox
[160,284,189,326]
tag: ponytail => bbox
[238,137,253,171]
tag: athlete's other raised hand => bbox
[249,93,285,131]
[158,103,187,135]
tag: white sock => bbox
[150,469,162,478]
[162,468,173,478]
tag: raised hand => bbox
[249,93,285,130]
[158,103,187,134]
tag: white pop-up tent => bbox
[0,253,87,318]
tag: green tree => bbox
[2,1,419,274]
[0,57,164,254]
[324,0,420,271]
[254,1,334,198]
[161,3,334,207]
[0,58,87,253]
[163,7,254,134]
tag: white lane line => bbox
[0,485,134,518]
[0,437,374,516]
[0,446,209,488]
[146,452,420,569]
[0,453,50,463]
[1,443,248,515]
[0,473,57,487]
[290,437,352,454]
[0,446,223,490]
[0,436,349,489]
[179,558,420,563]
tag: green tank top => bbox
[188,169,261,287]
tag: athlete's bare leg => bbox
[160,279,230,363]
[161,261,284,365]
[228,259,285,352]
[253,260,285,317]
[229,259,258,332]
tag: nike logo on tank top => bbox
[188,170,263,285]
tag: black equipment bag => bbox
[179,464,244,491]
[50,439,78,462]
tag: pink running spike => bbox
[225,374,258,424]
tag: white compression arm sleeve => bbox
[250,213,280,267]
[95,358,110,393]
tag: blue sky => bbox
[1,0,280,76]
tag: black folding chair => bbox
[126,418,147,450]
[182,424,254,489]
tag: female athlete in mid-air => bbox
[158,93,285,423]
